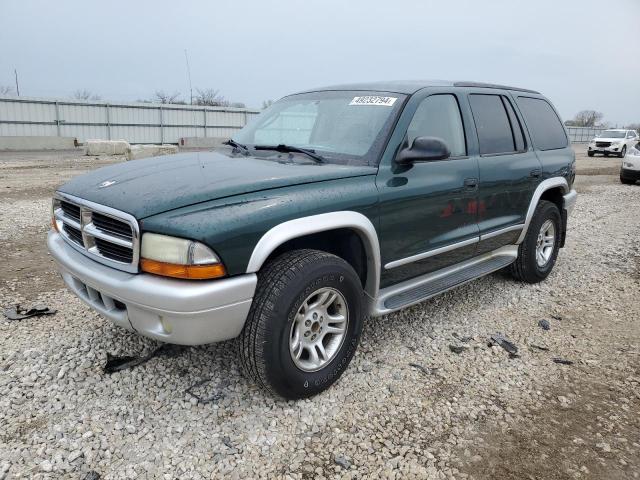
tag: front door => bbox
[377,91,480,288]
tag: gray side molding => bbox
[516,177,569,244]
[246,211,381,299]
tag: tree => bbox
[153,90,183,104]
[262,99,274,109]
[571,110,604,127]
[625,123,640,133]
[0,85,16,96]
[73,89,101,101]
[194,88,228,107]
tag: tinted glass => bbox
[516,97,568,150]
[469,94,516,155]
[234,90,406,166]
[599,130,626,138]
[502,97,526,152]
[407,94,466,157]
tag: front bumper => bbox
[47,231,256,345]
[563,189,578,216]
[620,167,640,181]
[588,144,623,153]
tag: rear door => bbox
[467,91,542,254]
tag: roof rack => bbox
[453,82,540,94]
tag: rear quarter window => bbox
[516,97,568,151]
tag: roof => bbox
[297,80,540,95]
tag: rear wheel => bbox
[238,249,364,399]
[619,146,627,158]
[509,200,561,283]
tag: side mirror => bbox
[396,136,451,164]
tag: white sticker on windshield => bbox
[349,96,397,106]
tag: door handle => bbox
[463,177,478,189]
[530,168,542,178]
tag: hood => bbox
[59,150,377,218]
[594,137,625,142]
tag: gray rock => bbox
[334,454,352,469]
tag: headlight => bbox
[612,141,621,146]
[140,233,226,280]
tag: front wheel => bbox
[238,249,364,399]
[587,151,595,157]
[619,146,627,158]
[509,200,561,283]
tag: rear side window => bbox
[515,97,568,151]
[468,94,519,155]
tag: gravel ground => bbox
[0,147,639,479]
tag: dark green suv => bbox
[48,81,577,399]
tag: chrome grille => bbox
[53,193,140,273]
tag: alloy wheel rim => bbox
[289,287,349,372]
[536,219,556,267]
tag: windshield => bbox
[232,91,406,166]
[598,130,626,138]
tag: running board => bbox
[372,245,518,316]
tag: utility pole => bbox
[14,69,20,96]
[184,49,193,105]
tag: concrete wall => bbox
[0,136,78,151]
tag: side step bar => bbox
[372,245,518,316]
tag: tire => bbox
[620,175,635,185]
[619,146,627,158]
[587,151,594,157]
[604,152,610,157]
[510,200,561,284]
[238,249,364,399]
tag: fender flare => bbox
[516,177,569,244]
[246,211,381,299]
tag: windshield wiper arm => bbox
[254,144,325,163]
[223,139,249,152]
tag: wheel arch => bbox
[246,211,381,299]
[516,177,569,244]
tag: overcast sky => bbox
[1,0,639,124]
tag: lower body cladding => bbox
[47,231,257,345]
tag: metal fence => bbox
[565,126,607,143]
[0,95,261,144]
[0,95,627,146]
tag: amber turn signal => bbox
[51,216,59,232]
[140,258,226,280]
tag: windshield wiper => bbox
[254,144,325,163]
[224,139,249,153]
